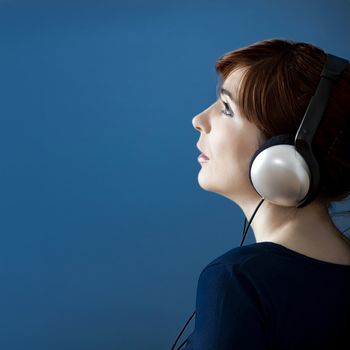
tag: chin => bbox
[197,172,211,190]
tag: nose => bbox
[192,114,201,131]
[192,112,207,132]
[192,103,213,132]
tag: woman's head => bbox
[193,38,350,210]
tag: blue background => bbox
[1,0,350,349]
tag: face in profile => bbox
[192,67,267,203]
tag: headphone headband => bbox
[294,53,349,207]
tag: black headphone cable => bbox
[171,197,265,350]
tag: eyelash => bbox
[221,101,234,117]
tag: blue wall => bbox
[0,0,349,349]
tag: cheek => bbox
[210,129,235,158]
[212,129,245,169]
[214,128,258,173]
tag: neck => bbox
[239,196,346,247]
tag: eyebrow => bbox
[219,88,238,105]
[215,80,238,104]
[220,88,233,99]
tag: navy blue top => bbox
[182,241,350,350]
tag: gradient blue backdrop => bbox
[1,0,350,349]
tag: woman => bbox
[174,39,350,349]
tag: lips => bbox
[196,143,210,159]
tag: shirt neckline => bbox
[251,241,350,271]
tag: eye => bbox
[221,101,234,117]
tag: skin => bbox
[192,67,350,265]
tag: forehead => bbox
[217,67,247,103]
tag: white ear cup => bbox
[250,144,311,207]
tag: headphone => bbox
[171,52,349,350]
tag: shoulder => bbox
[196,243,276,297]
[201,243,271,276]
[195,245,273,326]
[191,246,274,350]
